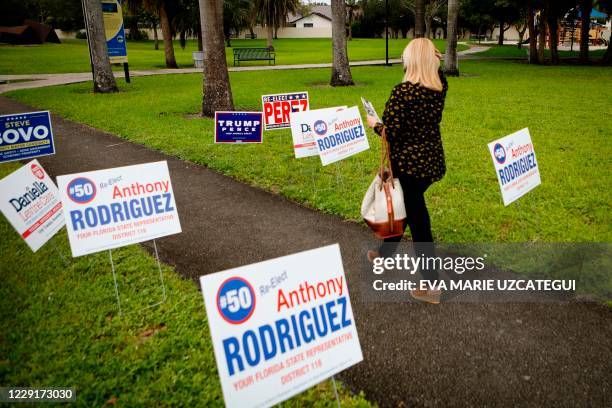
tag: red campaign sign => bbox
[261,92,309,131]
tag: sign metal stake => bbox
[331,375,341,408]
[108,249,123,317]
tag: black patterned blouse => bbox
[374,69,448,181]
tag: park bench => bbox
[233,48,275,66]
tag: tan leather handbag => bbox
[360,128,406,239]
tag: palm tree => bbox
[253,0,300,51]
[223,0,252,47]
[414,0,426,37]
[444,0,459,76]
[199,0,234,116]
[579,0,592,63]
[346,0,361,41]
[330,0,354,86]
[82,0,118,92]
[127,0,178,68]
[424,0,447,39]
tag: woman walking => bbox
[366,38,448,304]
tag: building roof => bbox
[287,5,332,23]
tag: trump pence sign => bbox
[313,106,369,166]
[215,112,263,143]
[199,244,363,408]
[488,128,541,206]
[0,160,64,252]
[0,111,55,163]
[57,161,181,257]
[261,92,309,131]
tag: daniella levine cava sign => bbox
[199,244,363,408]
[488,128,541,206]
[0,160,64,252]
[57,161,181,257]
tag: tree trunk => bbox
[415,0,425,38]
[548,15,559,64]
[527,1,538,63]
[425,17,431,39]
[330,0,354,86]
[153,23,159,50]
[498,16,505,45]
[159,1,178,68]
[348,11,353,40]
[82,0,118,93]
[200,0,234,116]
[517,23,527,49]
[537,17,546,64]
[197,24,203,51]
[266,25,274,50]
[444,0,459,76]
[602,41,611,65]
[579,0,592,63]
[180,30,186,50]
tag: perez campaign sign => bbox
[0,111,55,163]
[57,161,181,257]
[199,244,363,408]
[261,92,309,131]
[488,128,541,206]
[313,106,369,166]
[289,106,346,159]
[215,112,263,143]
[0,160,64,252]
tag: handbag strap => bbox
[379,127,395,188]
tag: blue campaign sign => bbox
[0,111,55,163]
[102,0,128,63]
[215,112,263,144]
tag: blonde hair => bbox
[402,38,443,92]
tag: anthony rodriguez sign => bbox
[261,92,309,131]
[215,112,263,143]
[57,161,181,257]
[199,244,363,408]
[488,128,541,206]
[313,106,370,166]
[289,106,346,159]
[0,111,55,163]
[0,160,64,252]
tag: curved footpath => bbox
[1,96,610,407]
[0,46,491,94]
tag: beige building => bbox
[243,5,332,39]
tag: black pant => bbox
[379,174,438,282]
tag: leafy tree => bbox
[253,0,299,50]
[223,0,252,46]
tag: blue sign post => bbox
[215,112,263,144]
[0,111,55,163]
[101,0,130,82]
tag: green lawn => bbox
[7,60,610,245]
[472,44,608,58]
[0,38,467,75]
[0,162,371,407]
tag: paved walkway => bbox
[1,96,609,407]
[0,46,490,94]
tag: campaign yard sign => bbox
[102,0,128,63]
[488,128,541,206]
[0,160,64,252]
[57,161,181,257]
[289,107,346,159]
[261,92,309,131]
[215,112,263,144]
[199,244,363,408]
[0,111,55,163]
[313,106,370,166]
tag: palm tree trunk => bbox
[527,1,538,63]
[537,17,546,63]
[153,23,159,50]
[498,16,505,45]
[266,25,274,50]
[330,0,354,86]
[200,0,234,116]
[415,0,425,38]
[548,15,559,64]
[159,0,178,68]
[82,0,118,93]
[444,0,459,76]
[603,41,611,65]
[425,17,431,39]
[579,0,592,63]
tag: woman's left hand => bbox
[366,115,380,129]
